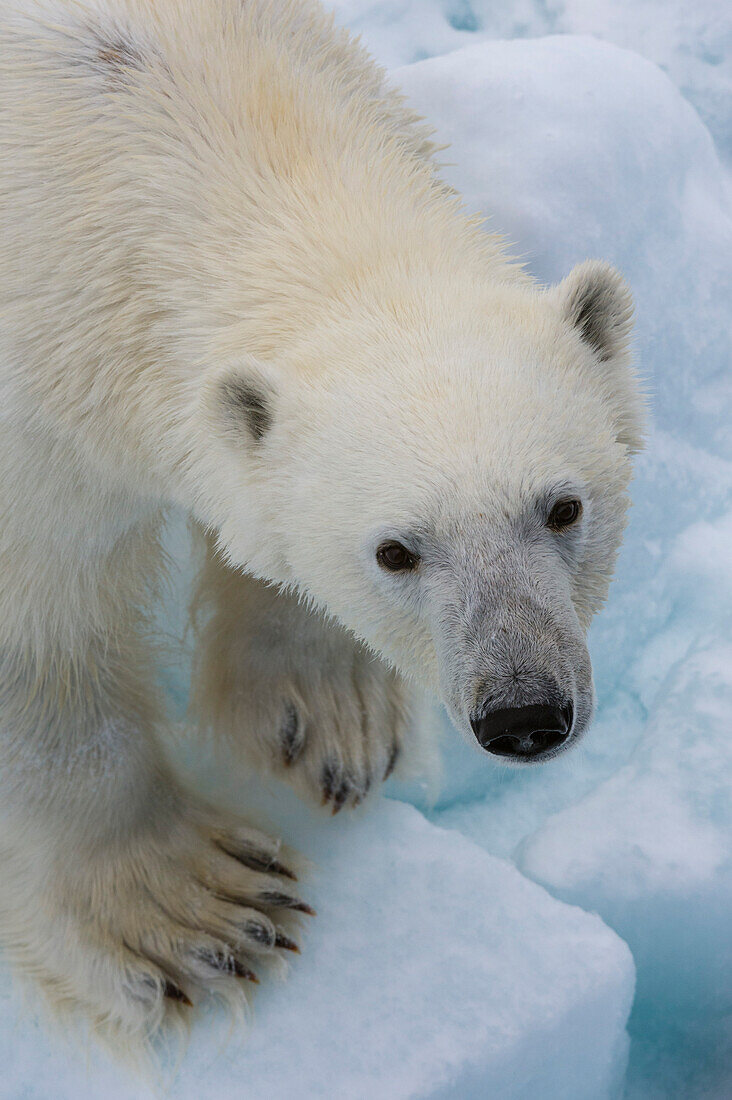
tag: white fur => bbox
[0,0,644,1050]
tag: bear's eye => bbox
[376,541,419,573]
[547,499,582,530]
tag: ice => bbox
[519,635,732,1095]
[521,641,732,987]
[329,1,732,161]
[0,798,634,1100]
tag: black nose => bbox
[471,703,572,759]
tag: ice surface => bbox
[330,0,732,161]
[0,799,634,1099]
[521,639,732,1015]
[519,639,732,1097]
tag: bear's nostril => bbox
[529,729,566,754]
[470,703,572,759]
[481,733,524,757]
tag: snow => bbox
[0,798,635,1100]
[5,1,732,1097]
[519,642,732,1097]
[521,642,731,963]
[329,0,732,163]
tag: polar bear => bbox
[0,0,644,1046]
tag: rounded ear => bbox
[554,260,634,363]
[203,357,282,446]
[552,261,646,454]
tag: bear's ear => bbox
[554,260,634,364]
[552,261,645,454]
[205,359,279,445]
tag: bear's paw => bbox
[2,797,311,1047]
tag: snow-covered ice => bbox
[330,0,732,162]
[521,640,732,1017]
[5,1,732,1097]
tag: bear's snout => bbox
[470,702,573,760]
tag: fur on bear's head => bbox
[200,260,645,759]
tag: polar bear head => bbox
[204,261,644,761]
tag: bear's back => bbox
[0,0,436,183]
[0,0,447,382]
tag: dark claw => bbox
[260,890,316,916]
[205,950,259,983]
[275,931,300,953]
[163,980,192,1006]
[266,857,298,882]
[281,703,304,766]
[216,841,298,882]
[292,900,317,916]
[321,760,339,805]
[384,741,400,781]
[232,959,259,983]
[332,781,350,815]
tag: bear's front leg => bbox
[0,633,311,1044]
[190,548,410,813]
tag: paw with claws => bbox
[272,651,406,813]
[192,573,410,813]
[3,794,313,1041]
